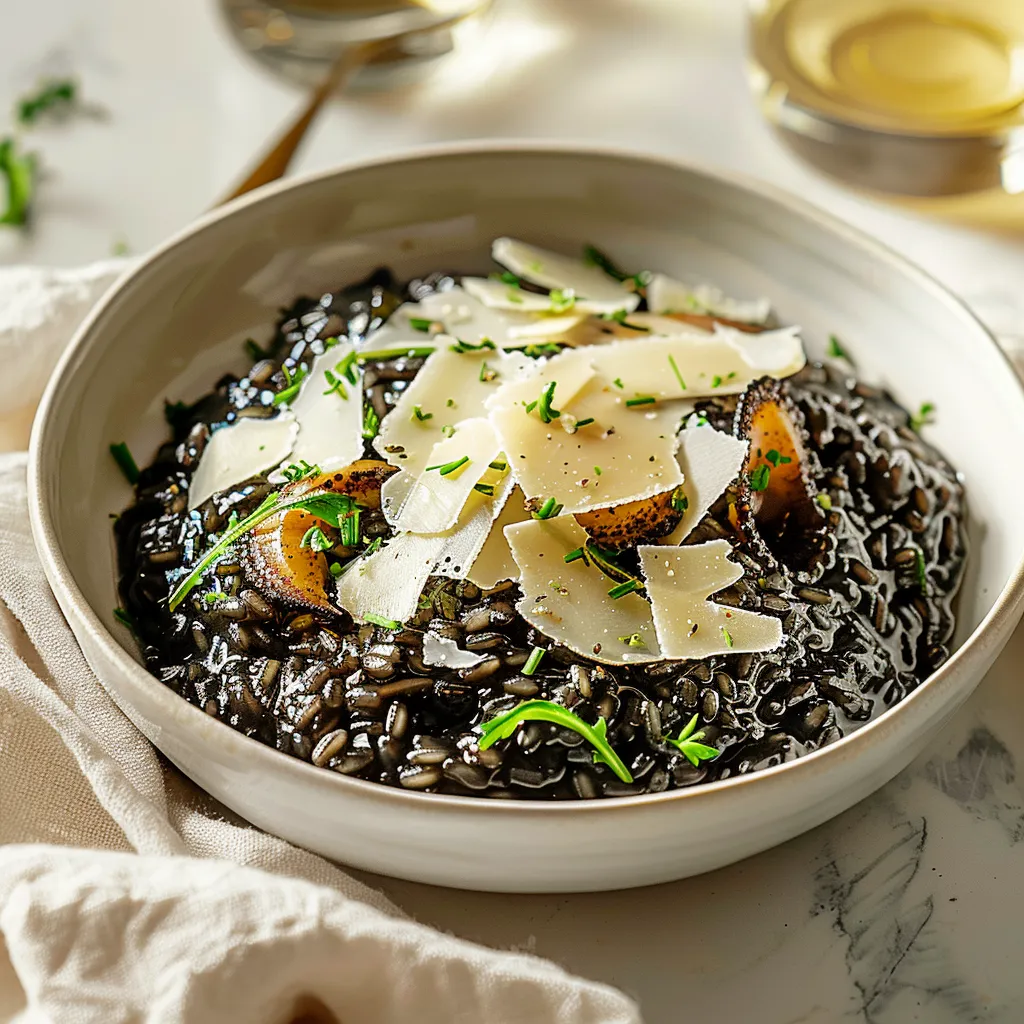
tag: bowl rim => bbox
[28,138,1024,819]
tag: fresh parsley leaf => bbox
[663,714,720,768]
[478,698,633,783]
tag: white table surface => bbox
[5,1,1024,1021]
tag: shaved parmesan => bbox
[663,423,749,544]
[462,276,636,317]
[360,304,439,354]
[409,286,564,347]
[284,342,364,473]
[540,330,804,401]
[391,418,502,534]
[467,485,531,588]
[492,238,641,310]
[639,541,783,657]
[504,314,588,341]
[422,634,487,669]
[489,368,685,514]
[646,273,771,325]
[505,517,662,665]
[188,413,298,511]
[430,467,515,579]
[373,345,531,474]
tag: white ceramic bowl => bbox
[29,143,1024,893]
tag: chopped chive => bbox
[532,497,563,520]
[409,317,433,332]
[549,288,576,313]
[594,465,603,476]
[524,400,538,414]
[536,381,560,423]
[668,354,686,391]
[474,483,495,496]
[411,405,433,422]
[362,405,380,440]
[356,346,436,362]
[449,338,498,353]
[479,361,498,382]
[711,375,723,388]
[329,562,344,577]
[914,548,929,595]
[574,417,595,428]
[748,464,771,491]
[909,401,936,432]
[498,271,521,287]
[274,364,309,405]
[816,493,832,510]
[322,370,348,399]
[625,395,656,407]
[827,334,849,360]
[336,350,358,383]
[522,646,545,676]
[608,579,641,599]
[563,547,586,564]
[613,378,624,389]
[113,607,134,630]
[441,424,456,438]
[727,371,737,380]
[109,442,140,485]
[489,459,508,471]
[721,626,733,648]
[764,449,792,467]
[363,537,383,556]
[426,455,470,477]
[619,632,645,647]
[445,398,455,408]
[365,613,401,630]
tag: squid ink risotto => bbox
[112,239,966,799]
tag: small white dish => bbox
[28,142,1024,892]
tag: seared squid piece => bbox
[731,378,827,571]
[241,459,396,615]
[574,490,682,552]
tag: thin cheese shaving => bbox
[662,422,749,544]
[492,238,641,309]
[373,345,531,474]
[505,517,662,665]
[462,276,637,316]
[646,273,771,324]
[188,413,298,511]
[284,342,364,473]
[638,541,783,657]
[467,484,531,588]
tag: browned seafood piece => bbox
[241,459,397,615]
[575,490,681,551]
[665,312,766,334]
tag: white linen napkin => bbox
[0,263,641,1024]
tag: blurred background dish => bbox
[220,0,494,87]
[748,0,1024,196]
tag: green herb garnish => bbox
[914,548,929,595]
[0,137,37,226]
[474,482,495,496]
[721,626,733,648]
[282,460,320,483]
[441,424,456,438]
[17,79,76,125]
[365,613,401,629]
[532,497,563,520]
[300,525,333,552]
[536,381,560,423]
[362,405,380,440]
[711,375,723,388]
[113,607,135,631]
[449,338,497,354]
[522,646,545,676]
[479,361,498,383]
[663,714,720,767]
[594,465,603,475]
[563,546,587,564]
[478,699,633,783]
[274,363,309,406]
[202,591,229,605]
[575,417,595,428]
[109,442,140,485]
[613,378,624,389]
[409,317,433,333]
[426,455,470,477]
[496,271,521,287]
[748,464,771,491]
[764,449,792,467]
[322,369,348,400]
[489,459,508,471]
[363,537,383,557]
[909,401,936,432]
[356,346,435,363]
[335,349,358,384]
[625,395,656,407]
[549,288,576,313]
[619,632,645,647]
[671,486,689,512]
[827,334,849,361]
[608,579,641,599]
[168,489,360,611]
[816,493,832,510]
[668,354,686,391]
[411,405,433,422]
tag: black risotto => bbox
[114,267,967,799]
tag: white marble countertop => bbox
[4,1,1024,1020]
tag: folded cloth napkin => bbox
[0,263,642,1024]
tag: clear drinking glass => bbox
[221,0,495,87]
[747,0,1024,197]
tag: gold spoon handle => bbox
[218,38,383,205]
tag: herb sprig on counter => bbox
[478,699,634,783]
